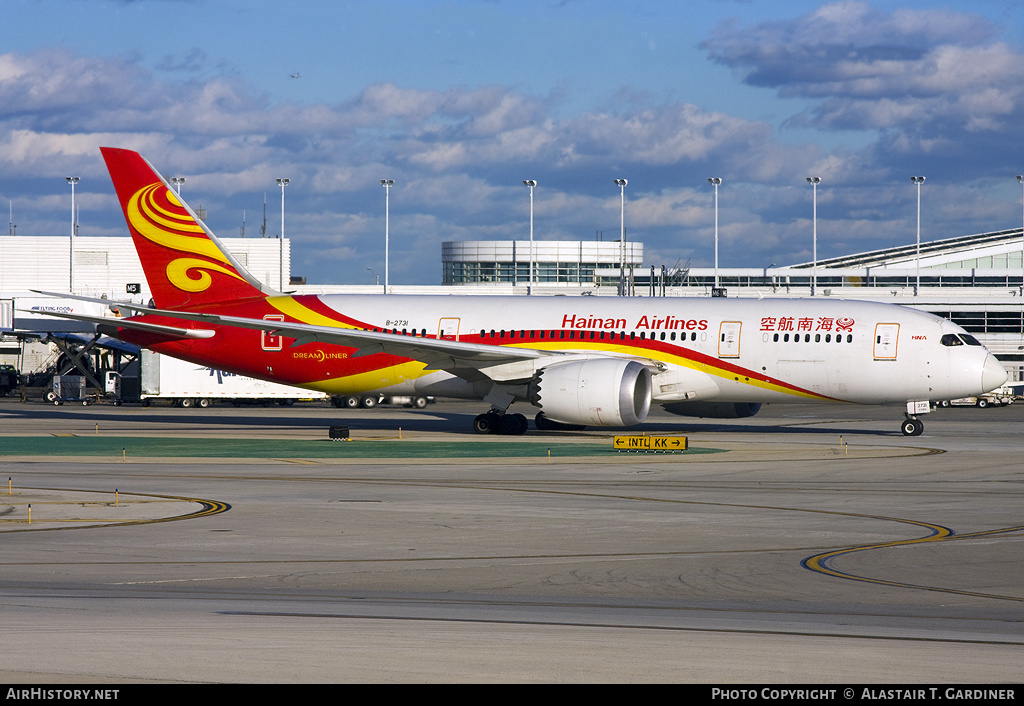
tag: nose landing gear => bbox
[901,414,924,436]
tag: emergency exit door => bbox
[438,317,461,341]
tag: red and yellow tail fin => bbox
[100,147,273,310]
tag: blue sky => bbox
[3,0,1024,285]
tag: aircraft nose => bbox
[981,354,1007,392]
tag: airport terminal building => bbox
[441,240,643,288]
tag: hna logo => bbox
[912,335,927,340]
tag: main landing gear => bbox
[473,410,529,435]
[901,414,924,436]
[472,410,589,435]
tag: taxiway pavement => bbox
[1,398,1021,682]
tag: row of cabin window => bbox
[371,328,429,336]
[365,328,854,345]
[368,328,698,342]
[771,332,853,343]
[480,329,701,342]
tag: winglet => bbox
[100,147,276,310]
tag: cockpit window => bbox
[960,334,982,346]
[940,334,963,347]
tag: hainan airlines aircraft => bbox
[38,148,1007,436]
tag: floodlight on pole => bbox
[614,179,628,296]
[171,177,186,196]
[911,176,925,295]
[381,179,394,294]
[276,178,290,290]
[66,176,79,291]
[806,177,821,296]
[1017,175,1024,295]
[707,178,722,290]
[522,180,537,294]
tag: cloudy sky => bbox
[3,0,1024,285]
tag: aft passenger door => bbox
[873,323,899,360]
[261,314,284,351]
[718,321,741,358]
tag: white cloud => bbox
[703,2,1024,137]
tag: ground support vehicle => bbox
[0,364,19,396]
[130,350,327,408]
[330,394,432,409]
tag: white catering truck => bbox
[132,349,327,407]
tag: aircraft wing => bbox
[30,291,670,383]
[160,308,554,373]
[31,291,560,382]
[19,307,217,340]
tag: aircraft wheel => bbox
[412,396,428,409]
[361,396,377,409]
[535,412,585,432]
[901,418,924,436]
[473,412,500,434]
[500,413,528,435]
[344,395,361,408]
[534,412,556,430]
[515,413,529,434]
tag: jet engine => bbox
[529,358,652,426]
[661,401,762,419]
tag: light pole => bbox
[614,179,628,296]
[806,176,821,296]
[911,176,925,295]
[276,178,289,290]
[1017,175,1023,295]
[366,267,379,286]
[707,178,722,290]
[522,180,536,294]
[171,177,186,196]
[66,176,79,291]
[381,179,394,294]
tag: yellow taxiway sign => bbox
[613,435,688,452]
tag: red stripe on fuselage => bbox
[120,303,833,400]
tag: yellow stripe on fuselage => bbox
[298,360,431,395]
[501,339,827,400]
[267,296,361,329]
[265,306,826,401]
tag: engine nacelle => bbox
[662,401,762,419]
[529,358,652,427]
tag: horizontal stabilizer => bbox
[23,308,216,340]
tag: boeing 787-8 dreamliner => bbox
[36,148,1007,436]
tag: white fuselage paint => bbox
[302,294,1004,407]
